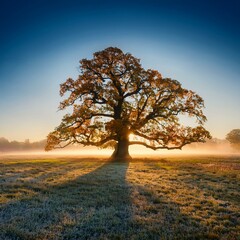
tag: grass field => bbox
[0,154,239,239]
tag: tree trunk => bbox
[110,139,131,161]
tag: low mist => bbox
[1,139,239,160]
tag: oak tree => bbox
[45,47,211,160]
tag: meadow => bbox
[0,154,239,239]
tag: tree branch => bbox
[129,141,193,150]
[91,113,114,118]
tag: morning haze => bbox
[0,0,239,239]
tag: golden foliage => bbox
[45,47,211,152]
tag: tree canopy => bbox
[226,129,240,150]
[45,47,211,160]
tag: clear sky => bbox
[0,0,239,142]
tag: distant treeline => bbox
[0,137,46,152]
[0,137,89,152]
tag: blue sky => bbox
[0,0,239,141]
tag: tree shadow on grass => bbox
[0,161,133,239]
[0,160,98,203]
[2,160,237,239]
